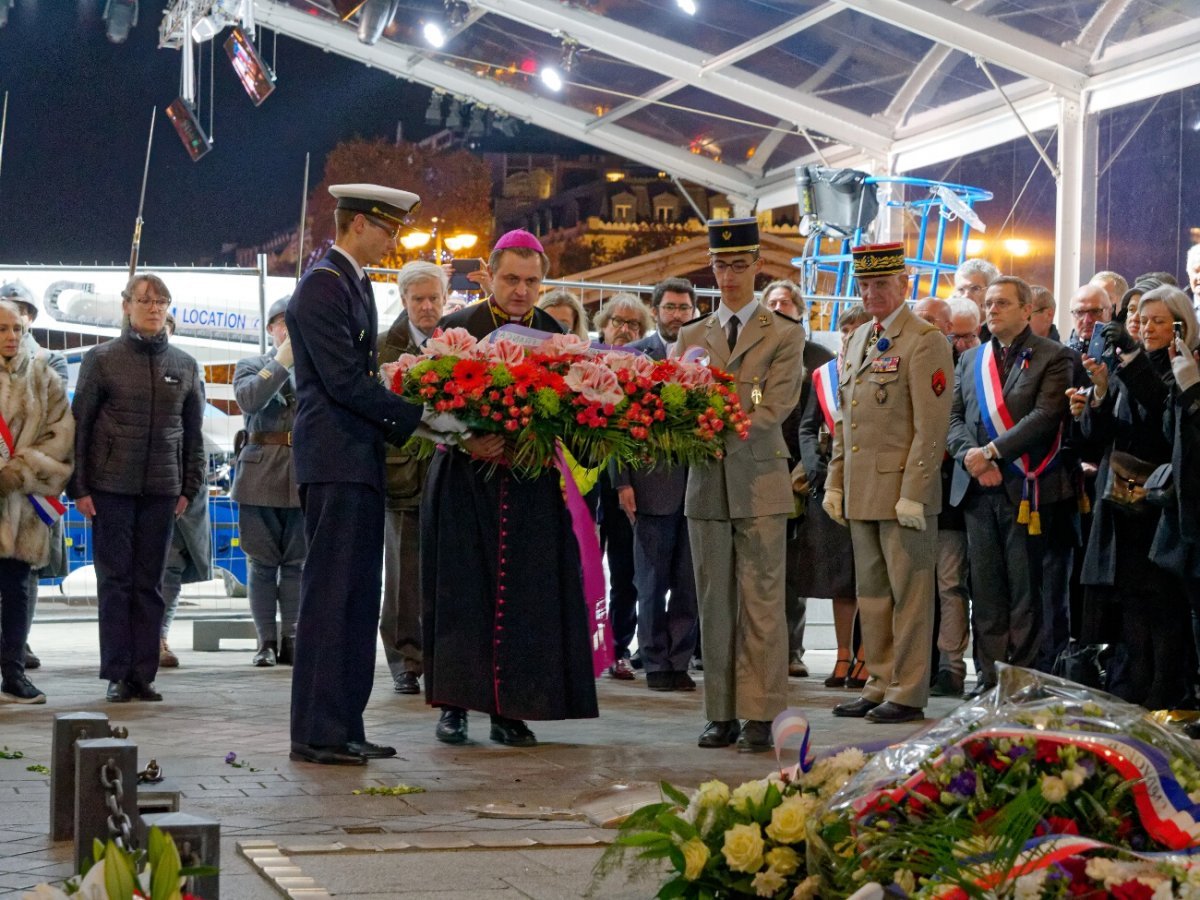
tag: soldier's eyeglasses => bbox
[712,260,752,274]
[364,215,401,241]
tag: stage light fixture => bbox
[103,0,139,44]
[445,99,463,129]
[192,0,240,42]
[676,0,697,13]
[560,39,579,73]
[540,67,563,92]
[466,106,486,138]
[444,0,469,28]
[425,93,444,125]
[423,21,445,47]
[357,0,398,46]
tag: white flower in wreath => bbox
[1013,869,1048,899]
[1039,774,1067,803]
[751,867,786,897]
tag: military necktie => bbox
[726,315,740,352]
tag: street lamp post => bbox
[399,218,478,262]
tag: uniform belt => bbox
[248,431,292,446]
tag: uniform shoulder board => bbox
[770,308,801,324]
[312,266,342,278]
[683,311,713,326]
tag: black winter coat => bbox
[69,326,206,500]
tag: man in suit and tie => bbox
[231,295,305,669]
[947,275,1073,694]
[377,261,446,696]
[286,184,424,765]
[823,243,953,724]
[676,219,806,752]
[612,277,700,692]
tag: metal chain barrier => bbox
[99,757,135,850]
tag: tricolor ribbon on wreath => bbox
[811,357,840,433]
[974,342,1060,536]
[0,413,66,526]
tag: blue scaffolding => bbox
[792,175,993,331]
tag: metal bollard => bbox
[141,811,220,900]
[50,712,110,842]
[73,737,138,871]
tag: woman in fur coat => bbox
[0,300,74,705]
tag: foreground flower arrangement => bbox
[388,327,750,477]
[24,826,216,899]
[598,667,1200,899]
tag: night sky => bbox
[0,1,584,266]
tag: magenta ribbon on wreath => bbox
[553,444,614,677]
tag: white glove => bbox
[1173,338,1200,392]
[895,498,926,531]
[821,488,847,527]
[275,338,294,369]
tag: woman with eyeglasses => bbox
[69,274,206,704]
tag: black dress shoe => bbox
[435,707,468,744]
[393,672,420,695]
[698,720,740,748]
[489,715,537,747]
[252,643,277,668]
[865,701,924,724]
[277,636,296,666]
[832,697,880,718]
[346,740,396,758]
[126,679,162,702]
[646,671,675,692]
[673,671,696,691]
[289,742,367,765]
[930,670,964,698]
[737,720,773,753]
[964,683,997,701]
[106,680,132,703]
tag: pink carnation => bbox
[672,362,716,388]
[536,333,592,356]
[423,327,480,359]
[393,352,422,375]
[485,338,526,366]
[603,351,655,379]
[564,360,625,407]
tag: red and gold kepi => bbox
[707,217,759,254]
[851,242,906,278]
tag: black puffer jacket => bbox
[69,325,206,500]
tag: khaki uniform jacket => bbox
[378,311,432,512]
[828,304,953,520]
[677,302,806,520]
[230,349,300,509]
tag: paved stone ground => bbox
[0,618,976,898]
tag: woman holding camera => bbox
[1069,285,1198,709]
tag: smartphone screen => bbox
[450,258,484,292]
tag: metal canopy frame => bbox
[242,0,1199,306]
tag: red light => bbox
[519,58,537,74]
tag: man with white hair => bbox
[948,297,982,357]
[1066,283,1113,354]
[1090,271,1128,315]
[1186,245,1200,312]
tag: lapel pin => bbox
[876,337,891,353]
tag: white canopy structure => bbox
[165,0,1199,307]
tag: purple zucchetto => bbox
[493,229,545,253]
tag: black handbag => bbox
[1102,450,1158,512]
[1144,462,1176,507]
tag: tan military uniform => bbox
[677,301,805,721]
[827,303,953,708]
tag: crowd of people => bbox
[2,180,1199,765]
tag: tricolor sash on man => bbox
[0,412,66,525]
[973,342,1060,535]
[811,357,840,433]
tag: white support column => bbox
[1053,95,1098,339]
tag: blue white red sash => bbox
[0,414,66,526]
[811,358,839,433]
[972,342,1060,533]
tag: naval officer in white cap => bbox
[286,184,424,765]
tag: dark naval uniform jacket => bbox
[286,248,421,487]
[231,348,300,508]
